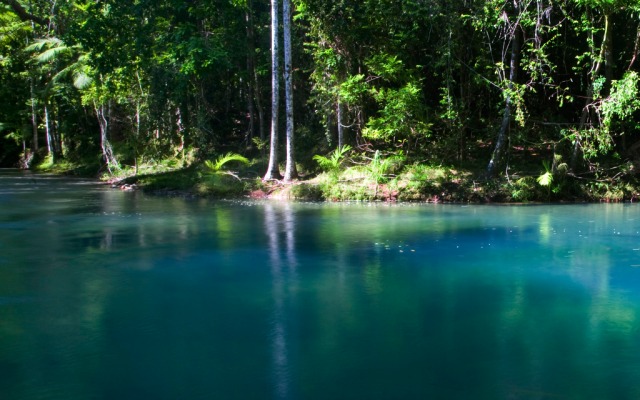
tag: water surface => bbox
[2,169,640,399]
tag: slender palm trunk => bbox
[283,0,297,182]
[264,0,281,180]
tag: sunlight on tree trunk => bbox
[264,0,281,181]
[95,102,118,173]
[337,98,344,150]
[283,0,297,182]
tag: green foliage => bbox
[511,177,537,202]
[1,0,640,198]
[313,145,351,178]
[363,81,431,147]
[289,183,324,201]
[537,161,554,187]
[252,137,268,152]
[204,152,250,174]
[339,75,367,103]
[365,53,404,81]
[601,72,640,132]
[195,173,247,197]
[134,168,201,192]
[365,150,404,184]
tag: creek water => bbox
[2,169,640,399]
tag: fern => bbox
[367,150,405,184]
[204,152,249,174]
[313,145,351,176]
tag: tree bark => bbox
[264,0,281,180]
[245,4,256,146]
[487,18,521,178]
[337,98,344,150]
[95,102,118,173]
[246,0,265,146]
[283,0,297,182]
[30,78,38,152]
[44,103,52,157]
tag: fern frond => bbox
[313,154,333,170]
[205,153,249,173]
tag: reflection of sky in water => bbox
[2,171,640,399]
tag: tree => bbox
[264,0,281,180]
[282,0,297,181]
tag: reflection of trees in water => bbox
[264,203,298,399]
[91,191,202,267]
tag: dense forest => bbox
[2,0,640,201]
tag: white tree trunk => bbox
[264,0,281,180]
[95,102,118,173]
[30,78,38,152]
[283,0,297,182]
[44,103,52,155]
[337,98,344,149]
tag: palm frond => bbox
[204,153,249,173]
[73,71,93,89]
[537,160,553,187]
[36,46,70,63]
[537,171,553,187]
[24,37,63,53]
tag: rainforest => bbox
[2,0,640,202]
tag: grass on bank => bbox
[32,147,640,202]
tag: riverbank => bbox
[101,163,640,203]
[29,153,640,203]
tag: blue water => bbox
[2,170,640,399]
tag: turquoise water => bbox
[2,170,640,399]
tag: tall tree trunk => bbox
[135,101,141,175]
[628,22,640,70]
[255,69,266,147]
[487,20,521,178]
[337,99,344,150]
[44,103,52,158]
[247,0,266,147]
[30,78,38,152]
[264,0,281,180]
[283,0,297,182]
[95,102,118,173]
[245,4,256,147]
[51,102,62,159]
